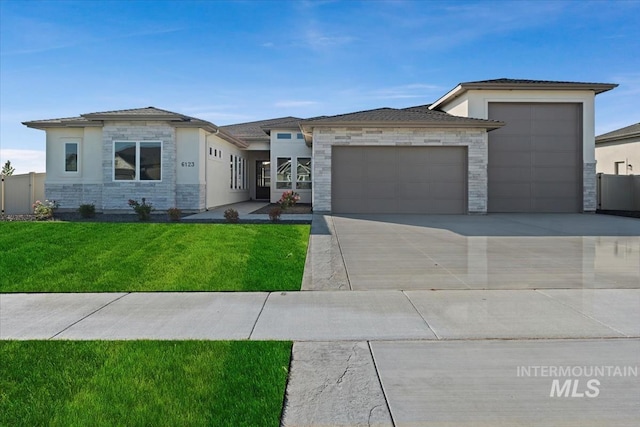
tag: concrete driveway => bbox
[303,213,640,291]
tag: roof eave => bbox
[431,82,618,110]
[596,132,640,144]
[22,121,102,130]
[300,120,503,130]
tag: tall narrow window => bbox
[114,142,137,180]
[297,157,312,189]
[65,142,78,172]
[140,142,161,180]
[230,155,234,188]
[276,157,292,189]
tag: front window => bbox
[276,157,292,189]
[297,157,312,189]
[114,141,162,181]
[65,142,78,172]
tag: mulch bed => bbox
[0,213,179,223]
[250,204,312,214]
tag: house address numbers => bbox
[181,161,195,167]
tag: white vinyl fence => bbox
[597,173,640,211]
[0,172,46,215]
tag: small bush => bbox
[223,208,239,223]
[127,198,154,221]
[268,207,282,222]
[33,200,59,221]
[167,207,182,222]
[78,203,96,218]
[278,191,300,209]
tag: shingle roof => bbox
[430,78,618,110]
[462,78,616,86]
[596,122,640,143]
[23,107,248,148]
[301,107,502,128]
[221,116,302,139]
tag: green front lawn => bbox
[0,340,291,427]
[0,223,309,292]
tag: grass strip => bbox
[0,340,291,427]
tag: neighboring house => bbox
[23,78,617,214]
[595,122,640,175]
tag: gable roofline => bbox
[23,107,248,148]
[429,78,618,110]
[596,122,640,144]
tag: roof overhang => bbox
[22,120,102,130]
[430,81,619,111]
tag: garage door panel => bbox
[432,182,466,198]
[490,198,532,212]
[490,167,532,182]
[532,104,580,121]
[531,120,578,136]
[490,151,532,166]
[532,182,579,198]
[366,164,396,181]
[532,167,578,182]
[532,151,578,167]
[429,165,466,182]
[333,183,364,199]
[490,182,532,198]
[488,103,582,213]
[398,182,430,198]
[532,136,580,151]
[332,146,466,214]
[489,135,531,151]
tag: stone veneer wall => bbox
[176,184,206,211]
[101,121,177,211]
[583,162,597,212]
[312,127,489,213]
[45,183,103,211]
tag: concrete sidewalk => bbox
[2,290,639,426]
[2,289,638,340]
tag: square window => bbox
[114,141,162,181]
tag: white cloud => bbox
[0,149,46,174]
[274,100,320,108]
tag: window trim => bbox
[113,140,163,182]
[276,157,292,189]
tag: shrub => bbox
[223,208,239,223]
[278,191,300,209]
[269,206,282,222]
[167,207,182,222]
[78,203,96,218]
[127,198,154,221]
[33,200,59,221]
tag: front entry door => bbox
[256,160,270,200]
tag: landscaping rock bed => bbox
[250,203,312,214]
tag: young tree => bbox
[1,160,15,176]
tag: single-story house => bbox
[595,122,640,175]
[23,78,617,214]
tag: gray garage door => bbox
[488,103,582,213]
[332,146,467,214]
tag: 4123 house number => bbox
[181,162,195,167]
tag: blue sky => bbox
[1,0,638,173]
